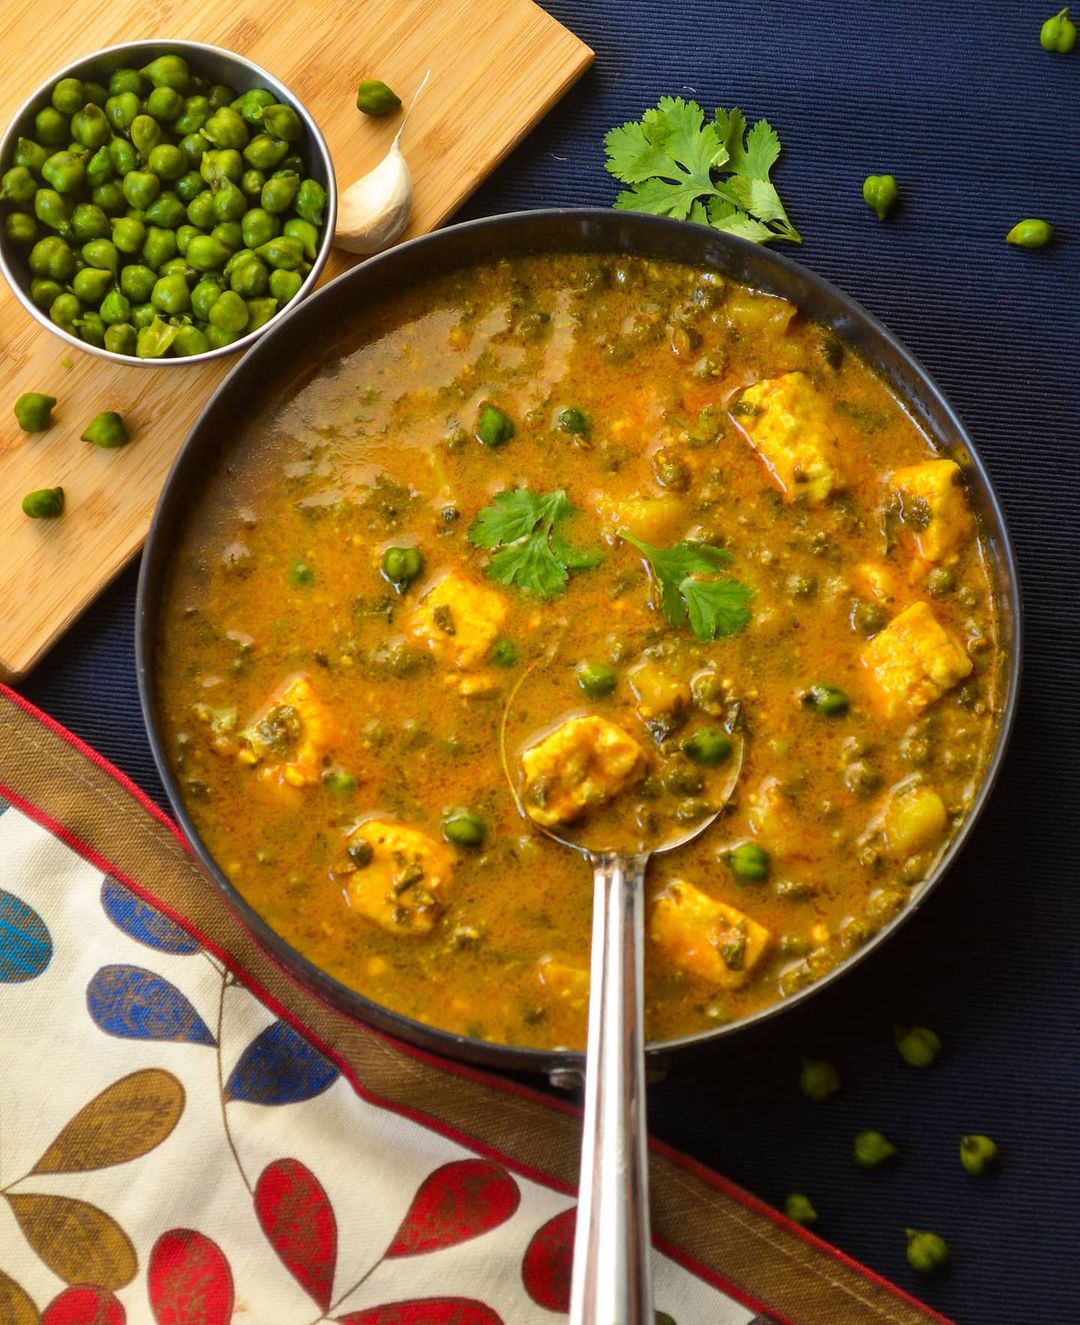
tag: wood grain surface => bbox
[0,0,591,680]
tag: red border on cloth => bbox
[0,683,955,1325]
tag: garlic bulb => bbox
[335,70,430,255]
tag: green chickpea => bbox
[202,107,249,150]
[260,171,300,213]
[81,409,129,447]
[99,288,132,327]
[136,316,178,358]
[295,178,326,227]
[158,256,193,280]
[356,79,402,116]
[240,167,266,199]
[236,88,277,125]
[490,638,519,667]
[261,102,303,140]
[254,235,306,270]
[959,1134,998,1176]
[144,191,187,228]
[282,217,319,260]
[14,137,48,176]
[141,225,177,269]
[1040,6,1078,50]
[145,85,183,121]
[894,1025,941,1068]
[205,84,235,111]
[577,661,618,698]
[108,67,146,98]
[70,104,111,150]
[683,727,732,766]
[111,215,147,254]
[22,486,64,519]
[186,233,230,272]
[905,1230,949,1274]
[129,114,162,159]
[175,170,206,204]
[71,203,111,241]
[150,273,191,316]
[85,145,114,188]
[783,1193,817,1225]
[322,768,357,795]
[204,323,241,351]
[280,152,305,175]
[130,301,156,330]
[269,268,302,303]
[41,150,86,194]
[83,81,108,108]
[120,263,157,302]
[799,1058,840,1102]
[229,257,269,297]
[241,207,279,248]
[29,235,75,280]
[211,220,243,252]
[35,106,70,146]
[49,291,82,330]
[381,544,424,586]
[862,174,898,221]
[51,77,85,115]
[104,92,140,136]
[4,213,38,245]
[211,181,247,223]
[174,96,211,137]
[75,311,106,347]
[72,266,114,304]
[442,808,487,849]
[139,55,192,93]
[191,277,224,321]
[29,277,63,309]
[200,148,243,186]
[1005,218,1053,249]
[726,842,770,882]
[288,559,315,586]
[853,1130,898,1168]
[122,171,161,210]
[802,683,850,716]
[146,144,186,183]
[476,402,515,448]
[172,323,211,357]
[106,137,137,177]
[186,190,217,229]
[243,133,290,171]
[81,237,119,274]
[34,187,73,237]
[178,132,208,170]
[245,296,278,330]
[1,165,37,203]
[14,392,57,432]
[104,322,138,355]
[557,405,590,435]
[208,289,249,333]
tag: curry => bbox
[156,252,1001,1049]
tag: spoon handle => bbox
[569,850,654,1325]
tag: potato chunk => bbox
[409,570,508,691]
[595,493,687,546]
[239,676,331,788]
[538,956,590,1009]
[861,602,972,720]
[883,787,948,858]
[891,459,973,564]
[650,879,772,988]
[734,372,844,504]
[340,819,454,936]
[520,715,645,827]
[628,658,692,722]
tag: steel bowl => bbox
[0,39,337,366]
[137,208,1021,1074]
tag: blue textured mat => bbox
[17,4,1080,1320]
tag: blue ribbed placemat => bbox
[18,4,1080,1320]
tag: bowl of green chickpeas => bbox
[0,40,337,363]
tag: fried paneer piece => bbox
[238,676,332,788]
[650,879,772,989]
[340,819,454,936]
[409,570,508,695]
[891,459,973,564]
[734,371,844,505]
[520,715,645,827]
[861,601,972,720]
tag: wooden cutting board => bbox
[0,0,592,680]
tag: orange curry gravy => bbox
[157,253,1002,1049]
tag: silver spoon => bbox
[504,700,743,1325]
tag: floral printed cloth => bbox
[0,686,952,1325]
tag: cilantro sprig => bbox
[468,488,602,599]
[620,533,753,640]
[604,96,800,245]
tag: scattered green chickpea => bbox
[959,1133,998,1176]
[80,410,129,448]
[783,1192,818,1225]
[854,1130,898,1168]
[683,727,732,767]
[356,79,402,117]
[14,392,57,432]
[442,808,487,849]
[727,842,770,882]
[802,683,850,716]
[382,544,424,588]
[21,486,64,519]
[895,1025,941,1067]
[323,769,357,795]
[1005,218,1053,249]
[862,174,898,221]
[577,661,618,698]
[557,406,590,435]
[799,1057,841,1101]
[905,1229,949,1273]
[490,638,519,667]
[1040,6,1077,50]
[476,402,515,448]
[288,559,315,586]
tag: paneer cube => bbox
[891,459,973,563]
[734,372,844,505]
[520,715,645,827]
[853,560,913,610]
[340,819,454,936]
[538,956,590,1009]
[861,602,972,720]
[595,493,687,546]
[650,879,772,989]
[409,570,508,688]
[239,676,331,788]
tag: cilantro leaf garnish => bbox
[620,533,753,640]
[468,489,602,599]
[604,96,800,245]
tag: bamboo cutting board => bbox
[0,0,592,680]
